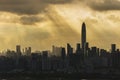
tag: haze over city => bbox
[0,0,120,51]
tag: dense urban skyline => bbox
[0,0,120,51]
[0,22,120,75]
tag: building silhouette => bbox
[111,44,116,53]
[76,43,81,55]
[16,45,22,56]
[81,22,86,55]
[0,22,120,75]
[67,43,73,56]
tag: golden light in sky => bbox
[0,0,120,52]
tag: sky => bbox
[0,0,120,52]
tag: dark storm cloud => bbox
[86,0,120,11]
[0,0,119,15]
[0,0,72,15]
[20,15,44,25]
[43,0,72,4]
[0,0,46,14]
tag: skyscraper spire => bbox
[81,22,86,54]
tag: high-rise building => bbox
[85,42,89,56]
[52,45,62,56]
[16,45,22,67]
[91,47,97,56]
[76,43,81,51]
[61,47,66,60]
[81,22,86,54]
[67,43,73,56]
[111,44,117,67]
[25,47,32,56]
[42,51,50,71]
[76,43,81,55]
[85,42,89,51]
[111,44,116,53]
[16,45,22,56]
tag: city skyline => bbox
[0,21,119,53]
[0,0,120,51]
[1,22,120,75]
[1,22,119,55]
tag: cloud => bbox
[43,0,72,4]
[0,0,72,24]
[0,0,72,15]
[108,15,120,23]
[0,0,119,17]
[20,15,45,25]
[85,0,120,11]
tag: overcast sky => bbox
[0,0,120,52]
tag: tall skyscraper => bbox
[81,22,86,54]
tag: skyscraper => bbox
[16,45,22,56]
[25,47,32,56]
[67,43,73,56]
[111,44,116,53]
[16,45,22,66]
[61,47,66,60]
[81,22,86,54]
[76,43,81,55]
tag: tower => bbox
[61,47,66,60]
[76,43,81,55]
[16,45,22,67]
[81,22,86,55]
[16,45,22,56]
[111,44,116,53]
[67,43,73,56]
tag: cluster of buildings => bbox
[0,22,120,74]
